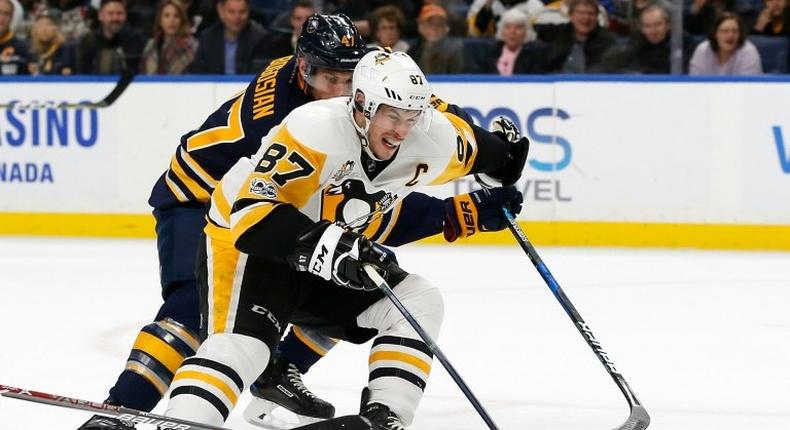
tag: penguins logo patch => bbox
[322,179,396,229]
[374,52,391,65]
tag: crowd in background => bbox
[0,0,787,77]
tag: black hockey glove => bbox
[287,220,393,291]
[478,117,530,188]
[443,185,523,242]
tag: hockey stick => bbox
[0,67,135,109]
[0,383,371,430]
[498,208,650,430]
[362,265,500,430]
[0,384,225,430]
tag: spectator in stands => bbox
[140,0,197,74]
[408,4,464,74]
[686,0,736,35]
[190,0,266,74]
[75,0,145,74]
[467,0,545,37]
[56,0,94,41]
[258,0,313,63]
[533,0,608,28]
[477,8,547,74]
[7,0,33,40]
[0,0,32,74]
[689,12,763,74]
[368,4,410,52]
[179,0,216,36]
[752,0,790,34]
[329,0,418,38]
[7,0,21,33]
[537,0,616,73]
[29,8,73,74]
[608,0,672,35]
[597,4,689,73]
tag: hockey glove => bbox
[287,220,393,290]
[477,116,530,188]
[443,185,523,242]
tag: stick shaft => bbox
[0,69,134,109]
[363,266,500,430]
[0,384,226,430]
[500,208,649,422]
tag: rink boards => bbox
[0,75,788,249]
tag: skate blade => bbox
[243,397,323,430]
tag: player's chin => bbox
[373,143,398,160]
[378,138,400,157]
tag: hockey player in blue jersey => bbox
[80,14,525,430]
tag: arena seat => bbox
[748,35,788,74]
[463,37,497,73]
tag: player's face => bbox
[307,67,354,99]
[367,105,422,160]
[160,4,182,37]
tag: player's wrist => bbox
[443,194,474,242]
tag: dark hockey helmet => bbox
[296,14,368,72]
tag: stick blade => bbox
[293,415,371,429]
[614,405,650,430]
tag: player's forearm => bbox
[381,193,445,247]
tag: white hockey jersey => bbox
[204,97,480,246]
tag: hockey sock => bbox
[166,333,270,425]
[108,317,200,411]
[108,284,201,411]
[278,326,338,374]
[367,335,433,425]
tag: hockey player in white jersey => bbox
[162,50,529,429]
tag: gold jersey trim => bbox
[186,95,245,151]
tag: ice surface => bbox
[1,237,788,429]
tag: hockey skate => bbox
[77,415,135,429]
[360,402,405,430]
[243,356,335,429]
